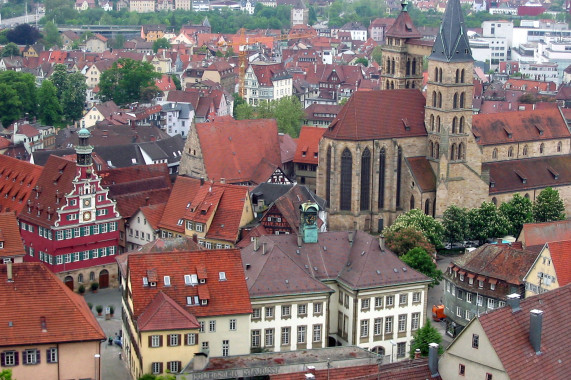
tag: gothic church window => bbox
[326,146,331,205]
[508,147,514,158]
[492,148,498,159]
[437,116,441,133]
[460,93,465,108]
[540,143,545,154]
[522,145,528,156]
[410,195,415,210]
[425,199,430,215]
[340,148,352,211]
[438,92,442,108]
[396,147,402,208]
[360,148,371,211]
[412,58,417,75]
[453,93,458,109]
[452,117,457,134]
[557,141,562,152]
[458,143,465,160]
[455,69,460,83]
[450,144,456,160]
[429,141,434,157]
[430,114,435,131]
[432,91,437,107]
[459,117,465,133]
[378,148,386,209]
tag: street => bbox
[84,288,132,380]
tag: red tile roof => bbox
[195,119,282,184]
[484,155,571,195]
[98,163,171,193]
[0,262,105,346]
[202,184,250,243]
[0,212,26,258]
[279,133,297,163]
[113,188,172,219]
[406,156,436,192]
[294,126,326,165]
[137,291,200,332]
[127,249,252,319]
[385,9,422,39]
[324,89,427,141]
[251,63,290,87]
[10,123,40,138]
[519,220,571,248]
[158,176,203,233]
[472,108,570,145]
[505,78,556,92]
[0,155,43,214]
[140,202,166,230]
[547,240,571,287]
[478,284,571,380]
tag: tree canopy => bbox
[384,227,434,257]
[50,64,87,123]
[533,187,566,223]
[152,37,170,53]
[383,209,444,248]
[409,320,444,359]
[442,205,470,243]
[467,202,510,243]
[235,96,305,137]
[0,42,20,57]
[6,24,42,45]
[499,194,533,237]
[38,80,63,125]
[401,247,443,287]
[0,71,37,126]
[99,58,161,105]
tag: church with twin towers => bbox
[316,0,571,232]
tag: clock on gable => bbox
[82,197,93,209]
[300,202,319,244]
[83,211,92,222]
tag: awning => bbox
[467,273,476,279]
[477,275,486,281]
[488,278,498,284]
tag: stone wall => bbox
[178,122,207,179]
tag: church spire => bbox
[429,0,472,63]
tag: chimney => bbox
[297,234,303,247]
[262,242,267,255]
[348,231,354,244]
[253,236,259,251]
[7,261,13,282]
[428,343,439,377]
[507,293,521,313]
[379,235,385,251]
[529,309,543,354]
[145,197,150,206]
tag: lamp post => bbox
[390,340,397,363]
[94,353,101,380]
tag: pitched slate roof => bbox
[323,89,427,141]
[0,263,105,346]
[477,284,571,380]
[429,0,473,63]
[484,155,571,195]
[241,231,430,295]
[0,155,43,214]
[453,243,538,285]
[294,126,326,165]
[0,212,26,259]
[137,291,200,332]
[385,3,422,39]
[472,108,570,145]
[519,220,571,248]
[195,119,282,184]
[406,156,436,192]
[127,249,252,319]
[546,240,571,287]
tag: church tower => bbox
[381,1,424,90]
[426,0,487,216]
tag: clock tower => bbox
[300,202,319,243]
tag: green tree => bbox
[0,369,13,380]
[499,193,533,237]
[354,57,368,67]
[7,24,42,45]
[138,374,176,380]
[384,227,434,257]
[99,58,161,105]
[235,102,255,120]
[371,45,382,65]
[112,34,125,49]
[0,83,23,126]
[409,320,443,358]
[533,187,566,223]
[43,21,62,48]
[50,64,68,99]
[152,37,170,53]
[62,72,87,122]
[0,71,37,119]
[401,247,443,287]
[442,205,470,244]
[383,209,445,248]
[467,202,510,243]
[171,74,182,91]
[0,42,20,57]
[38,80,63,125]
[272,96,305,137]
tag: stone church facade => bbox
[317,0,571,232]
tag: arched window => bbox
[425,199,430,215]
[386,80,390,89]
[438,92,442,108]
[410,195,415,210]
[458,142,465,160]
[78,273,84,283]
[433,198,436,217]
[390,81,394,89]
[459,117,465,133]
[430,114,435,131]
[396,146,403,208]
[435,143,440,158]
[360,148,371,211]
[386,58,390,73]
[508,147,514,158]
[453,93,458,108]
[89,271,95,281]
[391,58,395,74]
[455,69,460,83]
[492,148,498,159]
[452,117,457,134]
[460,92,465,108]
[434,67,439,82]
[412,58,417,75]
[540,143,545,154]
[340,148,352,210]
[522,145,528,156]
[492,197,497,206]
[429,141,434,157]
[326,145,332,205]
[406,59,411,76]
[439,68,443,82]
[461,69,465,83]
[411,81,415,89]
[450,144,457,160]
[557,141,562,152]
[432,91,437,107]
[379,148,386,209]
[437,116,441,133]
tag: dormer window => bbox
[219,272,227,281]
[0,241,4,249]
[143,277,149,286]
[201,299,208,305]
[164,276,170,286]
[149,281,157,287]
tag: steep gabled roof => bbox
[137,291,200,332]
[323,89,427,141]
[546,240,571,287]
[158,176,203,233]
[429,0,473,63]
[406,156,436,192]
[0,212,26,258]
[0,155,43,214]
[385,3,422,39]
[478,284,571,380]
[0,263,105,346]
[204,184,250,243]
[294,126,326,165]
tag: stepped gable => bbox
[324,89,427,141]
[429,0,473,63]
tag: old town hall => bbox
[317,0,571,231]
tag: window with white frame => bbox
[168,361,180,373]
[186,333,197,345]
[266,306,274,319]
[151,335,161,347]
[397,342,406,358]
[488,298,495,309]
[457,306,462,317]
[313,302,322,315]
[169,334,179,346]
[313,325,321,342]
[265,328,274,346]
[477,294,483,306]
[222,340,229,357]
[398,314,407,332]
[282,305,291,318]
[298,304,307,315]
[281,327,290,345]
[375,297,383,308]
[297,325,306,343]
[374,318,382,335]
[360,319,369,337]
[478,280,484,288]
[201,341,209,350]
[412,292,421,303]
[229,319,236,331]
[490,282,496,290]
[199,322,204,333]
[411,312,420,330]
[152,362,162,374]
[385,316,393,334]
[361,298,370,310]
[467,293,473,303]
[386,295,394,307]
[252,308,261,319]
[209,320,216,332]
[251,330,261,347]
[399,294,407,305]
[465,310,471,320]
[24,349,38,365]
[2,351,17,366]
